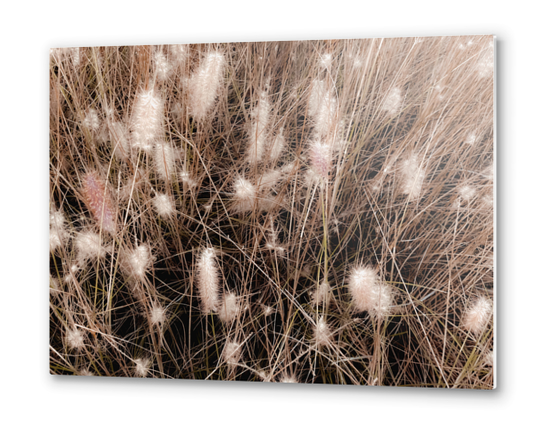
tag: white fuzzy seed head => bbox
[280,374,298,383]
[223,341,242,366]
[262,305,274,317]
[314,91,338,137]
[153,50,171,81]
[400,154,426,199]
[131,88,164,152]
[484,350,494,367]
[268,128,285,163]
[70,48,80,67]
[314,317,332,347]
[313,281,331,306]
[83,108,100,132]
[109,121,130,161]
[370,284,394,320]
[50,209,65,230]
[188,52,225,121]
[308,80,326,118]
[382,87,403,115]
[320,53,333,69]
[349,266,379,312]
[50,277,61,296]
[154,143,176,180]
[75,231,106,263]
[170,45,188,68]
[246,92,271,165]
[477,42,494,78]
[79,368,94,377]
[150,305,167,326]
[482,194,493,209]
[125,244,152,280]
[463,297,493,336]
[258,169,282,190]
[66,328,84,350]
[233,176,257,213]
[483,165,494,182]
[466,132,477,145]
[153,194,175,218]
[196,248,220,314]
[218,292,240,324]
[459,185,477,203]
[134,357,151,377]
[50,211,69,252]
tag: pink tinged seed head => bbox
[309,140,333,182]
[463,297,493,336]
[197,247,220,314]
[82,172,116,234]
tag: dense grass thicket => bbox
[49,36,494,388]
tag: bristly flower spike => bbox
[82,171,116,234]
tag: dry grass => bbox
[49,36,494,388]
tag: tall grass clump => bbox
[50,37,494,389]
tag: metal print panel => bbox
[49,36,495,388]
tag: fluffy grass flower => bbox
[349,265,379,312]
[463,297,492,336]
[188,51,225,121]
[196,247,220,314]
[232,176,256,213]
[131,88,164,151]
[74,231,107,263]
[218,292,240,324]
[153,193,175,218]
[82,171,117,234]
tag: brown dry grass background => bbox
[49,36,494,388]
